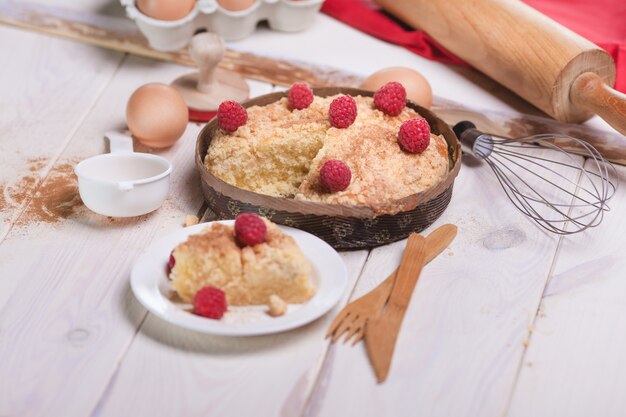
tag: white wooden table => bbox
[2,2,626,416]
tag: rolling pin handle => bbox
[571,72,626,136]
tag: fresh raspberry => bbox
[398,118,430,154]
[234,213,267,246]
[217,100,247,133]
[320,160,351,192]
[328,95,357,128]
[193,287,228,319]
[288,83,314,110]
[167,251,175,274]
[374,82,407,116]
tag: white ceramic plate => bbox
[131,220,348,336]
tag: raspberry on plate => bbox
[374,82,407,116]
[288,83,314,110]
[217,100,248,133]
[320,159,351,192]
[398,118,430,154]
[234,213,267,246]
[193,286,228,319]
[167,251,175,274]
[328,95,357,128]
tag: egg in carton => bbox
[120,0,325,51]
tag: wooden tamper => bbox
[172,32,249,121]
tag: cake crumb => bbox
[184,215,199,227]
[268,294,287,317]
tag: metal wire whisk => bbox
[453,121,617,235]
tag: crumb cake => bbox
[170,219,316,306]
[205,94,449,209]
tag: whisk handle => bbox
[453,121,494,158]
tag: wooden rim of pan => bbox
[195,87,462,219]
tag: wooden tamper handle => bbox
[190,32,224,95]
[571,72,626,135]
[171,33,249,112]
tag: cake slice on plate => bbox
[170,215,316,306]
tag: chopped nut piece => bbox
[184,215,199,227]
[268,294,287,317]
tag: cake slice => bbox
[169,219,316,306]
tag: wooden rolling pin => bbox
[376,0,626,135]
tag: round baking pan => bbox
[195,87,461,249]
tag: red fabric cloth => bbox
[321,0,626,93]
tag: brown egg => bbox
[217,0,256,12]
[126,83,189,148]
[361,67,433,109]
[137,0,196,21]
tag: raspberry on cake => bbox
[398,118,431,154]
[288,83,314,110]
[193,287,228,319]
[170,219,316,306]
[234,213,267,246]
[374,82,407,116]
[167,251,175,274]
[320,159,351,192]
[217,100,248,133]
[328,95,357,128]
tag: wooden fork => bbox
[326,224,457,345]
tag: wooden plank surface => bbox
[0,56,201,417]
[506,162,626,417]
[2,1,626,416]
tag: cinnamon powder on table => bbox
[1,159,83,226]
[22,162,83,224]
[0,157,47,210]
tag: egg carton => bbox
[120,0,325,51]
